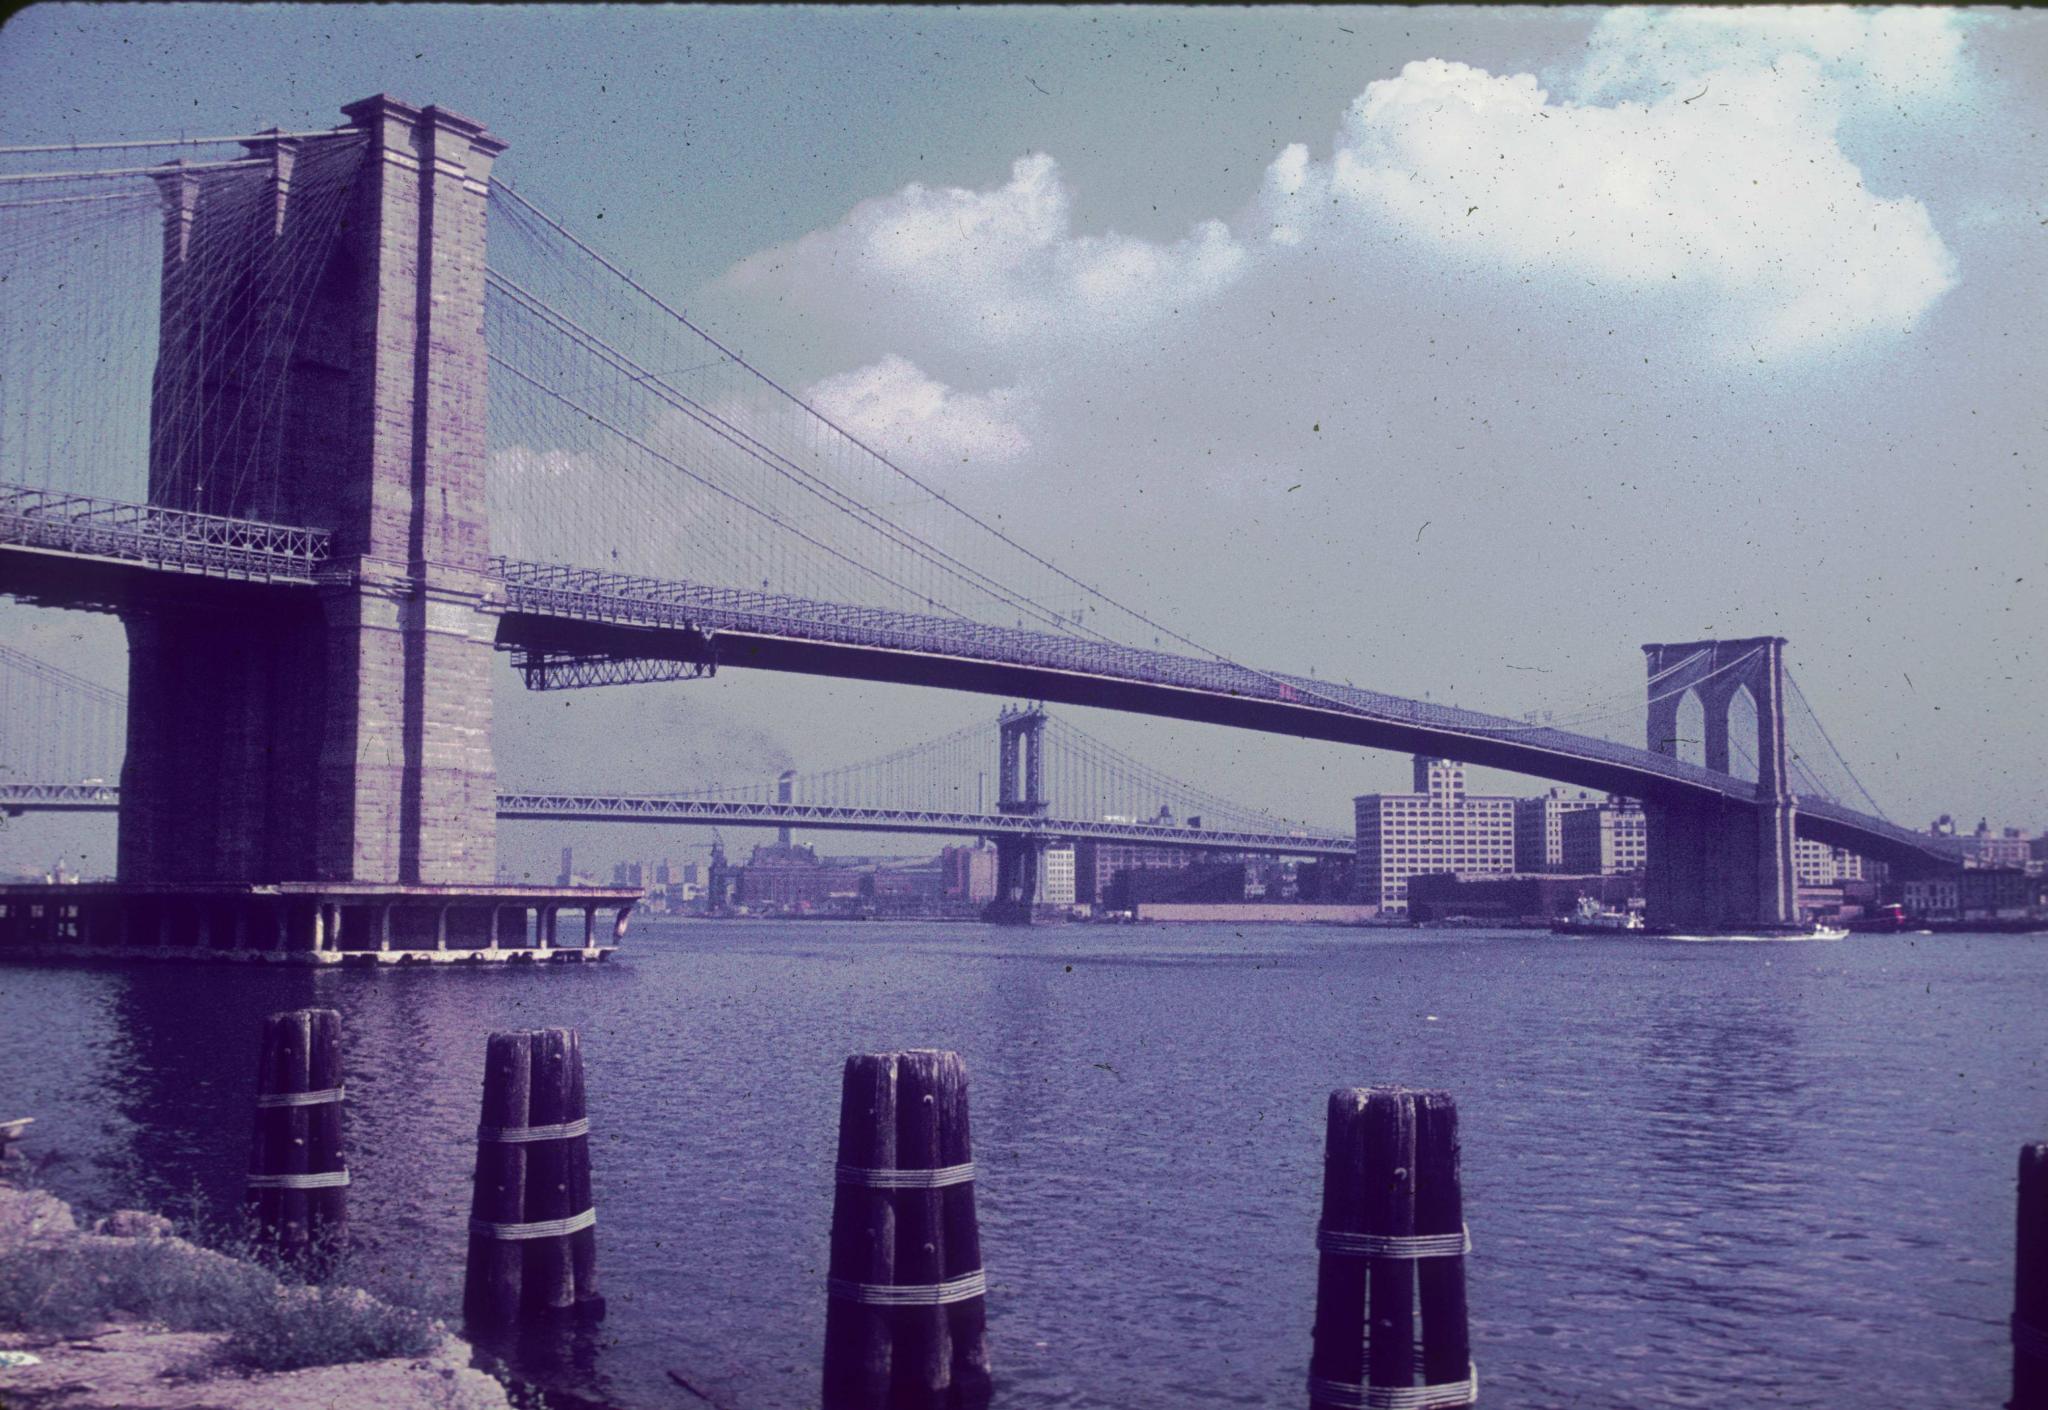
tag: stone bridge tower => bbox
[1641,637,1799,931]
[989,705,1053,921]
[122,96,505,886]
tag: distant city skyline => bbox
[1,5,2042,881]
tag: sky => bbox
[1,5,2043,880]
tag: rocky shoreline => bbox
[0,1179,515,1410]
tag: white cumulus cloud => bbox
[727,153,1247,355]
[1259,52,1958,359]
[1572,5,1969,106]
[806,356,1033,469]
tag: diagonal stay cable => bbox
[484,267,1093,640]
[487,351,978,623]
[487,177,1266,667]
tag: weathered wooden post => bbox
[822,1049,991,1410]
[463,1028,602,1330]
[1309,1087,1474,1410]
[2018,1142,2048,1410]
[246,1008,348,1265]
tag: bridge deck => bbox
[0,484,1963,871]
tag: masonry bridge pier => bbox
[0,93,1964,953]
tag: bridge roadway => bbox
[0,782,1352,856]
[0,482,1965,873]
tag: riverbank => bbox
[0,1176,515,1410]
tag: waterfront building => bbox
[1902,875,1958,918]
[1111,860,1249,908]
[1792,841,1871,886]
[1354,758,1516,917]
[941,844,998,904]
[1959,866,2038,918]
[729,841,859,912]
[1296,856,1355,901]
[1892,870,2039,920]
[1965,821,2034,869]
[864,860,949,915]
[1558,802,1648,876]
[1070,840,1194,907]
[1512,787,1605,873]
[1042,843,1078,907]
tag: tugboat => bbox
[1847,902,1910,934]
[1552,894,1644,935]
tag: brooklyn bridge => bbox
[0,96,1966,957]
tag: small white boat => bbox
[1552,894,1644,935]
[1810,923,1850,941]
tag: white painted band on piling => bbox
[2017,1314,2048,1363]
[1316,1225,1470,1259]
[246,1169,351,1190]
[827,1269,987,1306]
[469,1207,596,1241]
[1308,1364,1478,1409]
[834,1161,974,1189]
[477,1116,590,1144]
[254,1086,345,1109]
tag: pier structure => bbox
[0,881,632,964]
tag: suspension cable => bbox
[0,130,351,156]
[0,159,268,185]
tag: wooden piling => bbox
[1310,1087,1474,1410]
[1413,1093,1470,1393]
[465,1032,531,1329]
[463,1028,602,1331]
[2018,1142,2048,1410]
[822,1050,990,1410]
[246,1009,348,1265]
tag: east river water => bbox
[1,921,2043,1409]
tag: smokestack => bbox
[778,769,796,848]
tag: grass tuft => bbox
[0,1204,441,1372]
[214,1283,439,1372]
